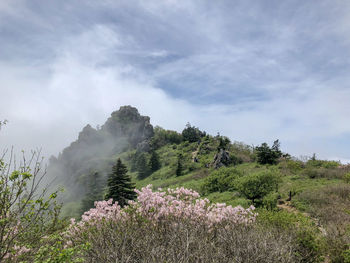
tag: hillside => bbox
[47,106,350,262]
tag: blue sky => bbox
[0,0,350,162]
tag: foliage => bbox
[217,136,231,151]
[176,153,183,177]
[0,152,62,262]
[135,152,151,179]
[149,150,161,173]
[201,167,243,194]
[255,140,282,165]
[306,158,340,169]
[344,172,350,183]
[64,186,311,263]
[236,170,280,205]
[293,184,350,262]
[105,158,136,207]
[182,123,206,143]
[151,126,183,149]
[258,210,323,262]
[80,171,104,215]
[262,192,279,210]
[34,233,89,263]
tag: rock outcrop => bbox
[212,149,231,168]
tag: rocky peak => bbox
[102,105,154,146]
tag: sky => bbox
[0,0,350,162]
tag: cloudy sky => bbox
[0,0,350,162]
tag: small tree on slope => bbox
[105,158,136,207]
[149,151,161,173]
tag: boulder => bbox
[212,149,231,169]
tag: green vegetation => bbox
[235,170,280,206]
[80,171,104,214]
[182,122,206,142]
[36,106,350,262]
[255,139,283,165]
[105,158,136,207]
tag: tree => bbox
[105,158,136,207]
[149,151,161,173]
[217,136,231,151]
[236,171,280,206]
[176,154,183,177]
[80,171,104,214]
[136,153,150,180]
[182,123,206,143]
[255,140,282,165]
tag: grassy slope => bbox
[120,138,346,210]
[63,134,350,261]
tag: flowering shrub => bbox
[64,186,304,263]
[0,152,62,262]
[71,185,256,230]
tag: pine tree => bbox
[80,171,103,214]
[149,151,161,173]
[136,153,150,180]
[105,158,136,207]
[176,154,183,177]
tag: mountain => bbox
[47,106,154,202]
[44,105,350,261]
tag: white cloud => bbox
[1,1,350,162]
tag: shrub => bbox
[182,123,206,143]
[306,159,340,169]
[236,171,280,206]
[262,192,279,210]
[201,167,243,194]
[293,184,350,262]
[0,152,62,262]
[283,159,303,174]
[344,172,350,183]
[258,210,323,262]
[151,126,183,149]
[255,140,282,165]
[64,186,306,263]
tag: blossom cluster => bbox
[129,185,256,226]
[70,185,256,232]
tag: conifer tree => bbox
[81,171,103,214]
[149,151,161,173]
[136,153,150,180]
[176,153,183,177]
[105,158,136,207]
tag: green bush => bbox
[343,249,350,263]
[255,140,282,165]
[0,153,63,262]
[201,167,243,194]
[344,172,350,183]
[258,210,324,262]
[151,126,183,149]
[182,123,206,143]
[262,192,279,210]
[306,159,340,169]
[236,171,280,205]
[303,167,319,179]
[285,159,303,173]
[34,233,89,263]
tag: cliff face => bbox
[47,106,154,201]
[102,106,154,146]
